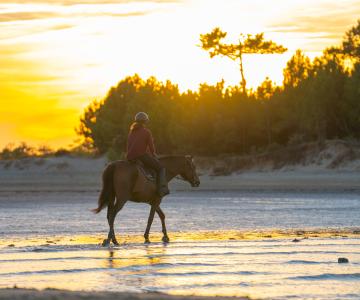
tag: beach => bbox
[0,153,360,300]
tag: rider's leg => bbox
[138,154,169,197]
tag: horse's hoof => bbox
[162,236,170,243]
[144,239,151,244]
[102,239,110,247]
[112,239,120,246]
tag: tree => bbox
[77,20,360,157]
[342,19,360,61]
[77,75,182,156]
[257,77,278,145]
[283,50,312,88]
[344,62,360,137]
[200,28,287,93]
[77,100,102,151]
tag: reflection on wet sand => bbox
[0,230,359,299]
[1,228,359,249]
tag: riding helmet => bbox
[135,112,149,123]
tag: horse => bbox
[93,155,200,246]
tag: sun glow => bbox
[1,0,359,148]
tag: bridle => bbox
[175,157,198,186]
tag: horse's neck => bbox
[165,170,177,182]
[160,157,182,182]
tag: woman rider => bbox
[126,112,170,197]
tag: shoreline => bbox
[1,229,359,249]
[0,288,250,300]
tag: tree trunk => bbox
[238,43,247,94]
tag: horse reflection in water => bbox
[93,155,200,246]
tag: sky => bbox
[0,0,359,149]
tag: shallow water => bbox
[1,190,360,236]
[0,190,360,299]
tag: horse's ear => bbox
[185,155,194,164]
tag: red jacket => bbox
[126,125,156,160]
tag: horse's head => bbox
[179,155,200,187]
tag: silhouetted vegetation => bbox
[200,28,287,92]
[0,142,95,160]
[0,143,37,160]
[78,21,360,157]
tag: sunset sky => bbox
[1,0,359,149]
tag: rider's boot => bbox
[157,168,170,197]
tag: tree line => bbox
[78,20,360,158]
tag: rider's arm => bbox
[147,130,157,157]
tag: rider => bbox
[126,112,170,197]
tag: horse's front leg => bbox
[156,207,169,243]
[144,205,156,243]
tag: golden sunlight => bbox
[0,0,359,148]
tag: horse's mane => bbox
[158,155,189,162]
[113,155,186,165]
[158,155,184,159]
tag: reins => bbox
[159,155,197,185]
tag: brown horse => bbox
[93,155,200,246]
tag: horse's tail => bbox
[92,162,116,214]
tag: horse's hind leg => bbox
[103,199,126,247]
[144,205,156,243]
[156,207,169,243]
[112,199,127,245]
[102,205,115,246]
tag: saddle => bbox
[134,160,156,182]
[129,160,157,196]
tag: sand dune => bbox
[0,140,360,192]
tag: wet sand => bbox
[1,230,359,300]
[0,288,249,300]
[1,228,359,248]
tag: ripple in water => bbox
[0,234,359,300]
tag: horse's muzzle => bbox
[192,180,200,187]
